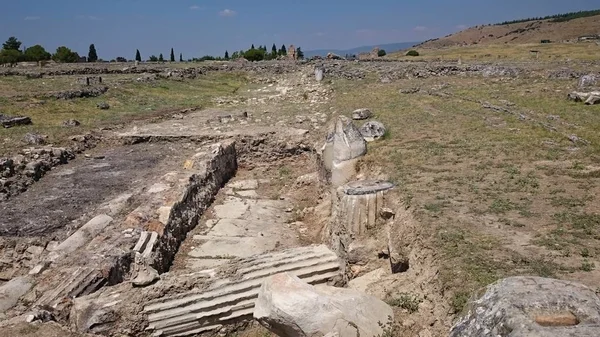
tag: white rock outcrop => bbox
[254,273,393,337]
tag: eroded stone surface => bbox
[450,276,600,337]
[254,272,393,337]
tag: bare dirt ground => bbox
[1,53,600,336]
[1,143,193,238]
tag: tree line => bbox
[1,36,305,65]
[497,9,600,25]
[195,44,304,62]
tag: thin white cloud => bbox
[190,5,201,10]
[456,24,468,30]
[413,26,428,32]
[24,16,41,21]
[219,9,236,17]
[316,32,325,37]
[75,15,101,21]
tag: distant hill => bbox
[417,10,600,48]
[304,42,420,58]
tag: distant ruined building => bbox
[358,47,381,60]
[288,44,297,60]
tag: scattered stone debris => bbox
[136,73,158,82]
[0,276,33,313]
[75,76,103,86]
[254,273,393,337]
[568,91,600,104]
[450,276,600,337]
[400,87,421,94]
[96,102,110,110]
[359,120,386,141]
[61,119,81,127]
[25,73,42,79]
[578,74,598,88]
[50,86,108,100]
[352,108,373,120]
[22,132,46,145]
[0,113,32,128]
[568,134,590,145]
[132,265,160,287]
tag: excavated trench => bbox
[0,108,444,337]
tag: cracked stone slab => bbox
[188,236,278,259]
[213,197,250,219]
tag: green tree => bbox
[135,49,142,62]
[149,55,158,62]
[296,47,304,59]
[251,44,255,49]
[244,48,265,62]
[278,44,287,56]
[52,46,79,63]
[159,53,164,62]
[377,49,387,57]
[224,50,229,59]
[2,37,22,51]
[406,50,419,57]
[170,48,175,62]
[271,44,277,58]
[179,53,183,62]
[0,49,22,65]
[24,45,51,62]
[231,51,238,59]
[88,44,98,62]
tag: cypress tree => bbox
[88,44,98,62]
[135,49,141,62]
[170,48,175,62]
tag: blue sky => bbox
[1,0,598,60]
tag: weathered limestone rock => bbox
[331,116,367,187]
[49,214,113,260]
[585,95,600,105]
[579,74,598,88]
[254,273,393,337]
[132,265,159,287]
[450,276,600,337]
[22,132,46,145]
[352,108,373,120]
[359,121,386,142]
[69,245,341,336]
[96,102,110,110]
[0,113,32,128]
[568,91,600,102]
[336,180,394,236]
[315,66,324,82]
[61,119,81,127]
[0,276,33,313]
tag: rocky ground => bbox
[0,58,600,337]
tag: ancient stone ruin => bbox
[288,44,297,60]
[359,47,381,60]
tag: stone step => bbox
[144,245,341,336]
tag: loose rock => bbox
[62,119,81,127]
[359,120,386,141]
[22,132,47,145]
[352,108,373,120]
[132,265,159,287]
[97,102,110,110]
[0,113,32,128]
[450,276,600,337]
[254,273,393,337]
[0,276,33,313]
[579,74,598,88]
